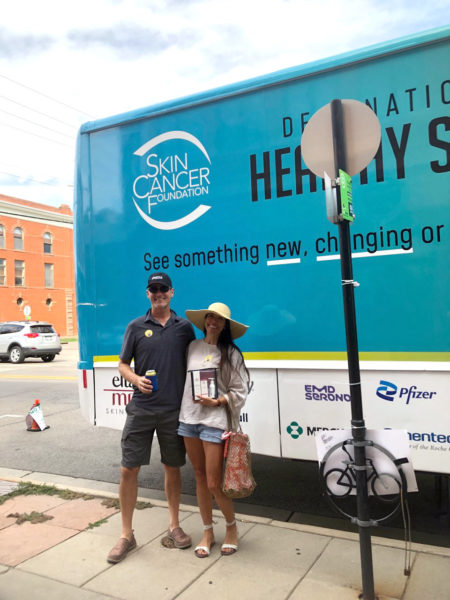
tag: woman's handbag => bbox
[221,428,256,499]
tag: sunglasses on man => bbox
[148,284,170,293]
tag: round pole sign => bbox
[301,99,381,178]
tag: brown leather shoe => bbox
[107,533,137,563]
[167,526,192,549]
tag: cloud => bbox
[0,173,21,185]
[67,23,192,58]
[0,27,54,59]
[202,25,247,71]
[0,0,448,209]
[165,0,209,6]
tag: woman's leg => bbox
[203,441,238,552]
[184,437,215,554]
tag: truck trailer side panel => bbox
[75,27,450,473]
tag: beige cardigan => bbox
[179,339,249,432]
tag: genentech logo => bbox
[132,131,212,230]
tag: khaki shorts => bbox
[121,407,186,468]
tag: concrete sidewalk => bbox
[1,468,449,600]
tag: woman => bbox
[178,302,250,558]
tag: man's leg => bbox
[120,465,140,539]
[163,464,181,531]
[163,464,191,548]
[158,410,191,548]
[107,465,141,563]
[108,413,153,563]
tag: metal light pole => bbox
[331,98,375,600]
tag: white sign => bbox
[315,428,418,495]
[92,365,281,458]
[243,369,281,457]
[91,364,450,473]
[94,366,133,430]
[278,368,450,473]
[29,403,48,430]
[301,99,381,178]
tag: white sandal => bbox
[221,520,238,556]
[194,524,215,558]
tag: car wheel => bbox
[9,346,25,364]
[41,354,55,362]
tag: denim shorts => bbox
[178,422,225,444]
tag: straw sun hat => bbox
[185,302,249,339]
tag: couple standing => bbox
[107,272,250,564]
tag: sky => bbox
[0,0,448,209]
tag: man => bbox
[107,272,195,564]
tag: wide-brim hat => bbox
[185,302,249,339]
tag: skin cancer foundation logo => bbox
[132,130,212,230]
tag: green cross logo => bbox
[287,421,303,439]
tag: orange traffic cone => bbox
[26,399,49,432]
[26,413,39,431]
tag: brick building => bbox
[0,194,77,337]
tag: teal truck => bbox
[75,26,450,473]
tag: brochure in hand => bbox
[190,368,218,400]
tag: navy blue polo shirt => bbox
[120,309,195,412]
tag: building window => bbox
[15,260,25,286]
[0,224,4,248]
[14,227,23,250]
[44,263,54,288]
[43,232,52,253]
[0,258,5,285]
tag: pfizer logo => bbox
[132,130,212,230]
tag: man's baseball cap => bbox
[147,272,172,289]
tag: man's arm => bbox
[119,360,153,394]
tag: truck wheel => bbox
[9,346,25,364]
[41,354,55,362]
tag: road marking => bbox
[0,375,77,381]
[0,414,23,418]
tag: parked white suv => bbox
[0,321,62,363]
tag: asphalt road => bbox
[0,343,448,548]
